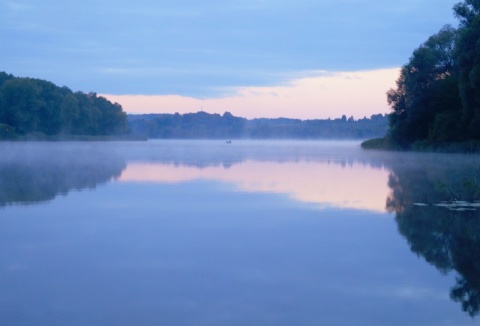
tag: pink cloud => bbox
[103,68,399,119]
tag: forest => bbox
[0,70,387,140]
[0,72,127,139]
[363,0,480,152]
[127,111,388,140]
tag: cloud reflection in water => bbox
[119,160,390,213]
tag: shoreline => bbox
[361,137,480,153]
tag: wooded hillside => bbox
[0,72,127,139]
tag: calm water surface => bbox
[0,140,479,325]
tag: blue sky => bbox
[0,0,460,118]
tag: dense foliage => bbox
[128,112,388,139]
[0,72,127,138]
[379,1,480,150]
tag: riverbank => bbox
[361,137,480,153]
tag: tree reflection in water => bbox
[2,141,480,318]
[386,154,480,317]
[0,143,126,207]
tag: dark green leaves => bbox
[0,73,127,138]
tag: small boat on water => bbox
[226,140,232,144]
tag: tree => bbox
[0,78,42,134]
[454,0,480,27]
[0,72,127,138]
[387,25,461,148]
[0,72,13,88]
[60,93,80,134]
[454,0,480,139]
[35,79,64,135]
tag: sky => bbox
[0,0,459,119]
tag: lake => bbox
[0,140,479,325]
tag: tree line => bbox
[127,111,388,140]
[363,0,480,151]
[0,72,127,139]
[0,70,387,141]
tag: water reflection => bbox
[116,140,393,212]
[0,140,391,211]
[120,161,390,212]
[0,142,126,207]
[114,139,388,169]
[386,153,480,316]
[1,140,480,322]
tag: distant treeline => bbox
[128,111,388,139]
[0,71,388,140]
[0,72,127,139]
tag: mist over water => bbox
[0,142,126,207]
[0,140,388,207]
[0,140,479,325]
